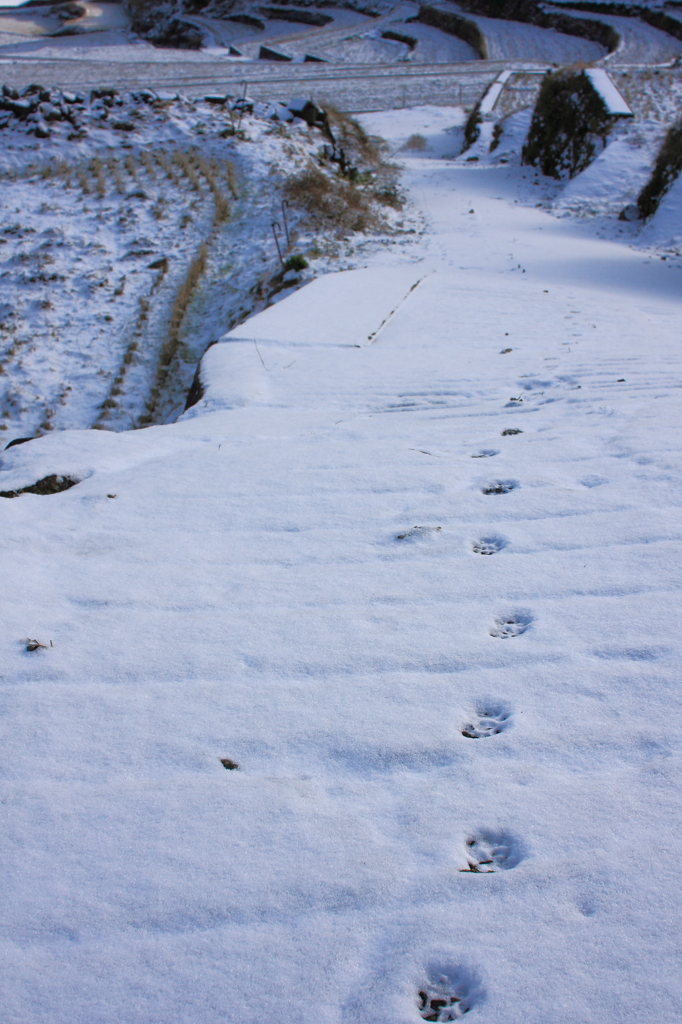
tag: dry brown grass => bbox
[107,153,125,195]
[193,153,230,223]
[404,134,427,151]
[140,151,156,179]
[124,154,137,180]
[226,161,238,199]
[90,157,105,198]
[154,151,179,184]
[283,166,382,235]
[173,151,202,192]
[137,241,209,425]
[163,243,207,366]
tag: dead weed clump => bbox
[283,166,381,234]
[283,103,402,233]
[283,159,401,235]
[404,133,427,151]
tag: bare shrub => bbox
[404,134,427,151]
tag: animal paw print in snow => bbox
[481,479,516,495]
[418,983,470,1021]
[461,707,510,738]
[472,534,506,555]
[489,611,531,638]
[460,834,515,873]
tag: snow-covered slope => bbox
[1,106,681,1024]
[0,93,412,438]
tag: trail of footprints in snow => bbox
[414,419,529,1016]
[216,421,530,1017]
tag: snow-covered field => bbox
[1,97,682,1023]
[453,7,607,63]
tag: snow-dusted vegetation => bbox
[1,2,682,1022]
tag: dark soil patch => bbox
[0,474,79,498]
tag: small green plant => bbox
[283,254,308,273]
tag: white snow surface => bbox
[585,68,633,116]
[553,135,652,216]
[479,70,513,116]
[639,170,682,252]
[2,106,682,1024]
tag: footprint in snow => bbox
[396,525,442,541]
[461,705,510,738]
[418,965,480,1021]
[470,449,498,459]
[460,831,523,873]
[481,480,517,495]
[489,611,532,638]
[580,475,608,488]
[472,535,507,555]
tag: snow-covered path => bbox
[2,113,682,1024]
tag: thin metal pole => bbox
[271,221,284,266]
[281,200,290,248]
